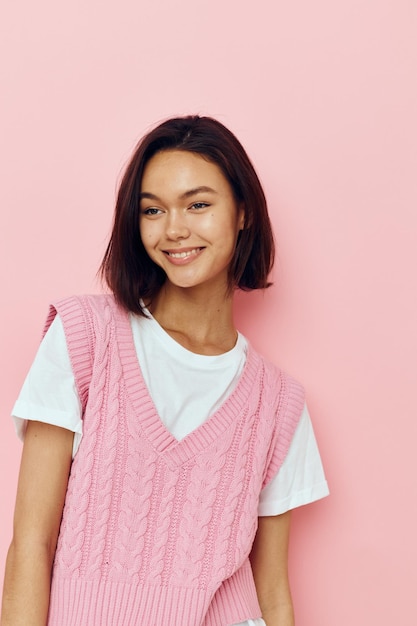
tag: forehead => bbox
[141,150,231,194]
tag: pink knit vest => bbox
[44,295,304,626]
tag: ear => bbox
[237,203,246,230]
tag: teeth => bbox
[168,248,200,258]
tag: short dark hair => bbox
[100,115,275,314]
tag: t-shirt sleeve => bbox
[11,315,83,458]
[257,404,329,516]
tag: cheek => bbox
[139,222,156,244]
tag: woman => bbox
[1,115,328,626]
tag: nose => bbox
[165,210,190,241]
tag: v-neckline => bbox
[111,301,262,468]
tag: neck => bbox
[147,284,237,355]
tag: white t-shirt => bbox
[12,310,329,626]
[12,311,329,517]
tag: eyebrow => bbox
[139,186,218,201]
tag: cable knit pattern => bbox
[45,294,305,626]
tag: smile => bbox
[165,248,203,259]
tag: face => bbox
[139,150,244,294]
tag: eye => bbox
[142,207,162,216]
[190,202,209,210]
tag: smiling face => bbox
[139,150,245,295]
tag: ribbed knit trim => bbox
[48,577,210,626]
[262,373,305,488]
[48,561,262,626]
[203,558,262,626]
[45,296,97,412]
[107,295,266,468]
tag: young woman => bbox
[1,116,329,626]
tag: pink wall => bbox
[1,1,416,623]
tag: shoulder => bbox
[52,293,119,316]
[248,342,305,403]
[42,294,128,368]
[43,294,124,335]
[247,347,308,486]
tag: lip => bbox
[163,247,205,265]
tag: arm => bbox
[249,512,294,626]
[1,421,73,626]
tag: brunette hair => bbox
[100,115,275,314]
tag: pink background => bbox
[1,1,416,624]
